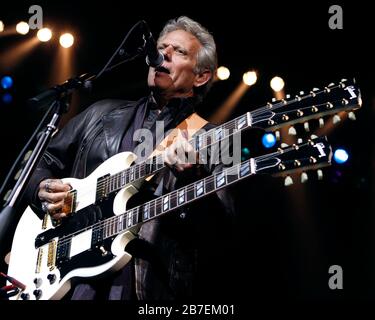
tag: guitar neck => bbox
[96,136,331,241]
[97,78,360,199]
[97,111,253,197]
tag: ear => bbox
[193,70,212,88]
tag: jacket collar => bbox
[102,97,146,157]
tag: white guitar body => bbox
[7,151,142,300]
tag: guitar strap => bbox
[148,112,208,158]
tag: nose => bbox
[160,45,173,61]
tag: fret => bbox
[121,171,126,187]
[118,215,124,233]
[135,164,140,180]
[130,166,135,182]
[239,161,251,178]
[195,180,204,197]
[142,203,150,220]
[155,198,162,216]
[113,218,119,235]
[215,171,226,188]
[132,207,139,225]
[149,200,155,218]
[227,168,238,184]
[178,189,185,205]
[215,126,224,142]
[170,191,177,209]
[236,114,248,130]
[195,134,204,151]
[127,210,133,228]
[186,185,195,202]
[110,219,115,236]
[104,222,110,238]
[163,195,169,212]
[205,176,215,193]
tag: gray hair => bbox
[158,16,217,101]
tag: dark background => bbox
[0,0,373,305]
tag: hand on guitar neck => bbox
[37,179,72,220]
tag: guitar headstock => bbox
[254,136,332,183]
[250,78,362,131]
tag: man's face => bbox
[147,30,205,98]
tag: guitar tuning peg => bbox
[319,117,325,128]
[333,114,341,124]
[341,78,347,82]
[284,175,294,186]
[297,138,303,144]
[281,143,289,148]
[301,172,308,183]
[310,134,318,140]
[328,82,335,87]
[288,126,297,136]
[312,87,320,92]
[304,122,310,132]
[286,94,291,99]
[299,91,305,95]
[317,169,323,180]
[272,98,276,102]
[275,130,280,140]
[348,111,356,120]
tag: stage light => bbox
[242,71,257,86]
[1,93,13,104]
[270,76,285,92]
[216,66,230,80]
[0,21,4,32]
[333,148,349,164]
[59,33,74,48]
[241,147,250,161]
[262,133,276,148]
[1,76,13,89]
[16,21,29,35]
[37,28,52,42]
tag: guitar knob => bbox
[348,111,356,120]
[47,274,56,284]
[284,176,293,186]
[33,289,42,300]
[317,169,323,180]
[21,293,30,300]
[288,126,297,136]
[33,277,42,288]
[304,122,310,132]
[275,130,280,141]
[333,114,341,124]
[301,172,308,183]
[319,118,325,128]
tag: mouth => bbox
[155,65,170,74]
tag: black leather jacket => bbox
[25,97,236,300]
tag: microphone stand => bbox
[0,19,149,255]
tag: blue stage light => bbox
[1,76,13,90]
[333,148,349,164]
[262,133,276,148]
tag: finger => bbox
[50,211,67,220]
[39,191,70,203]
[46,199,66,213]
[43,180,71,193]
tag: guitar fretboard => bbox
[94,111,253,200]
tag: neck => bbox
[151,90,194,110]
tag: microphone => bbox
[142,22,164,68]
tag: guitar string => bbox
[62,97,336,208]
[56,141,322,248]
